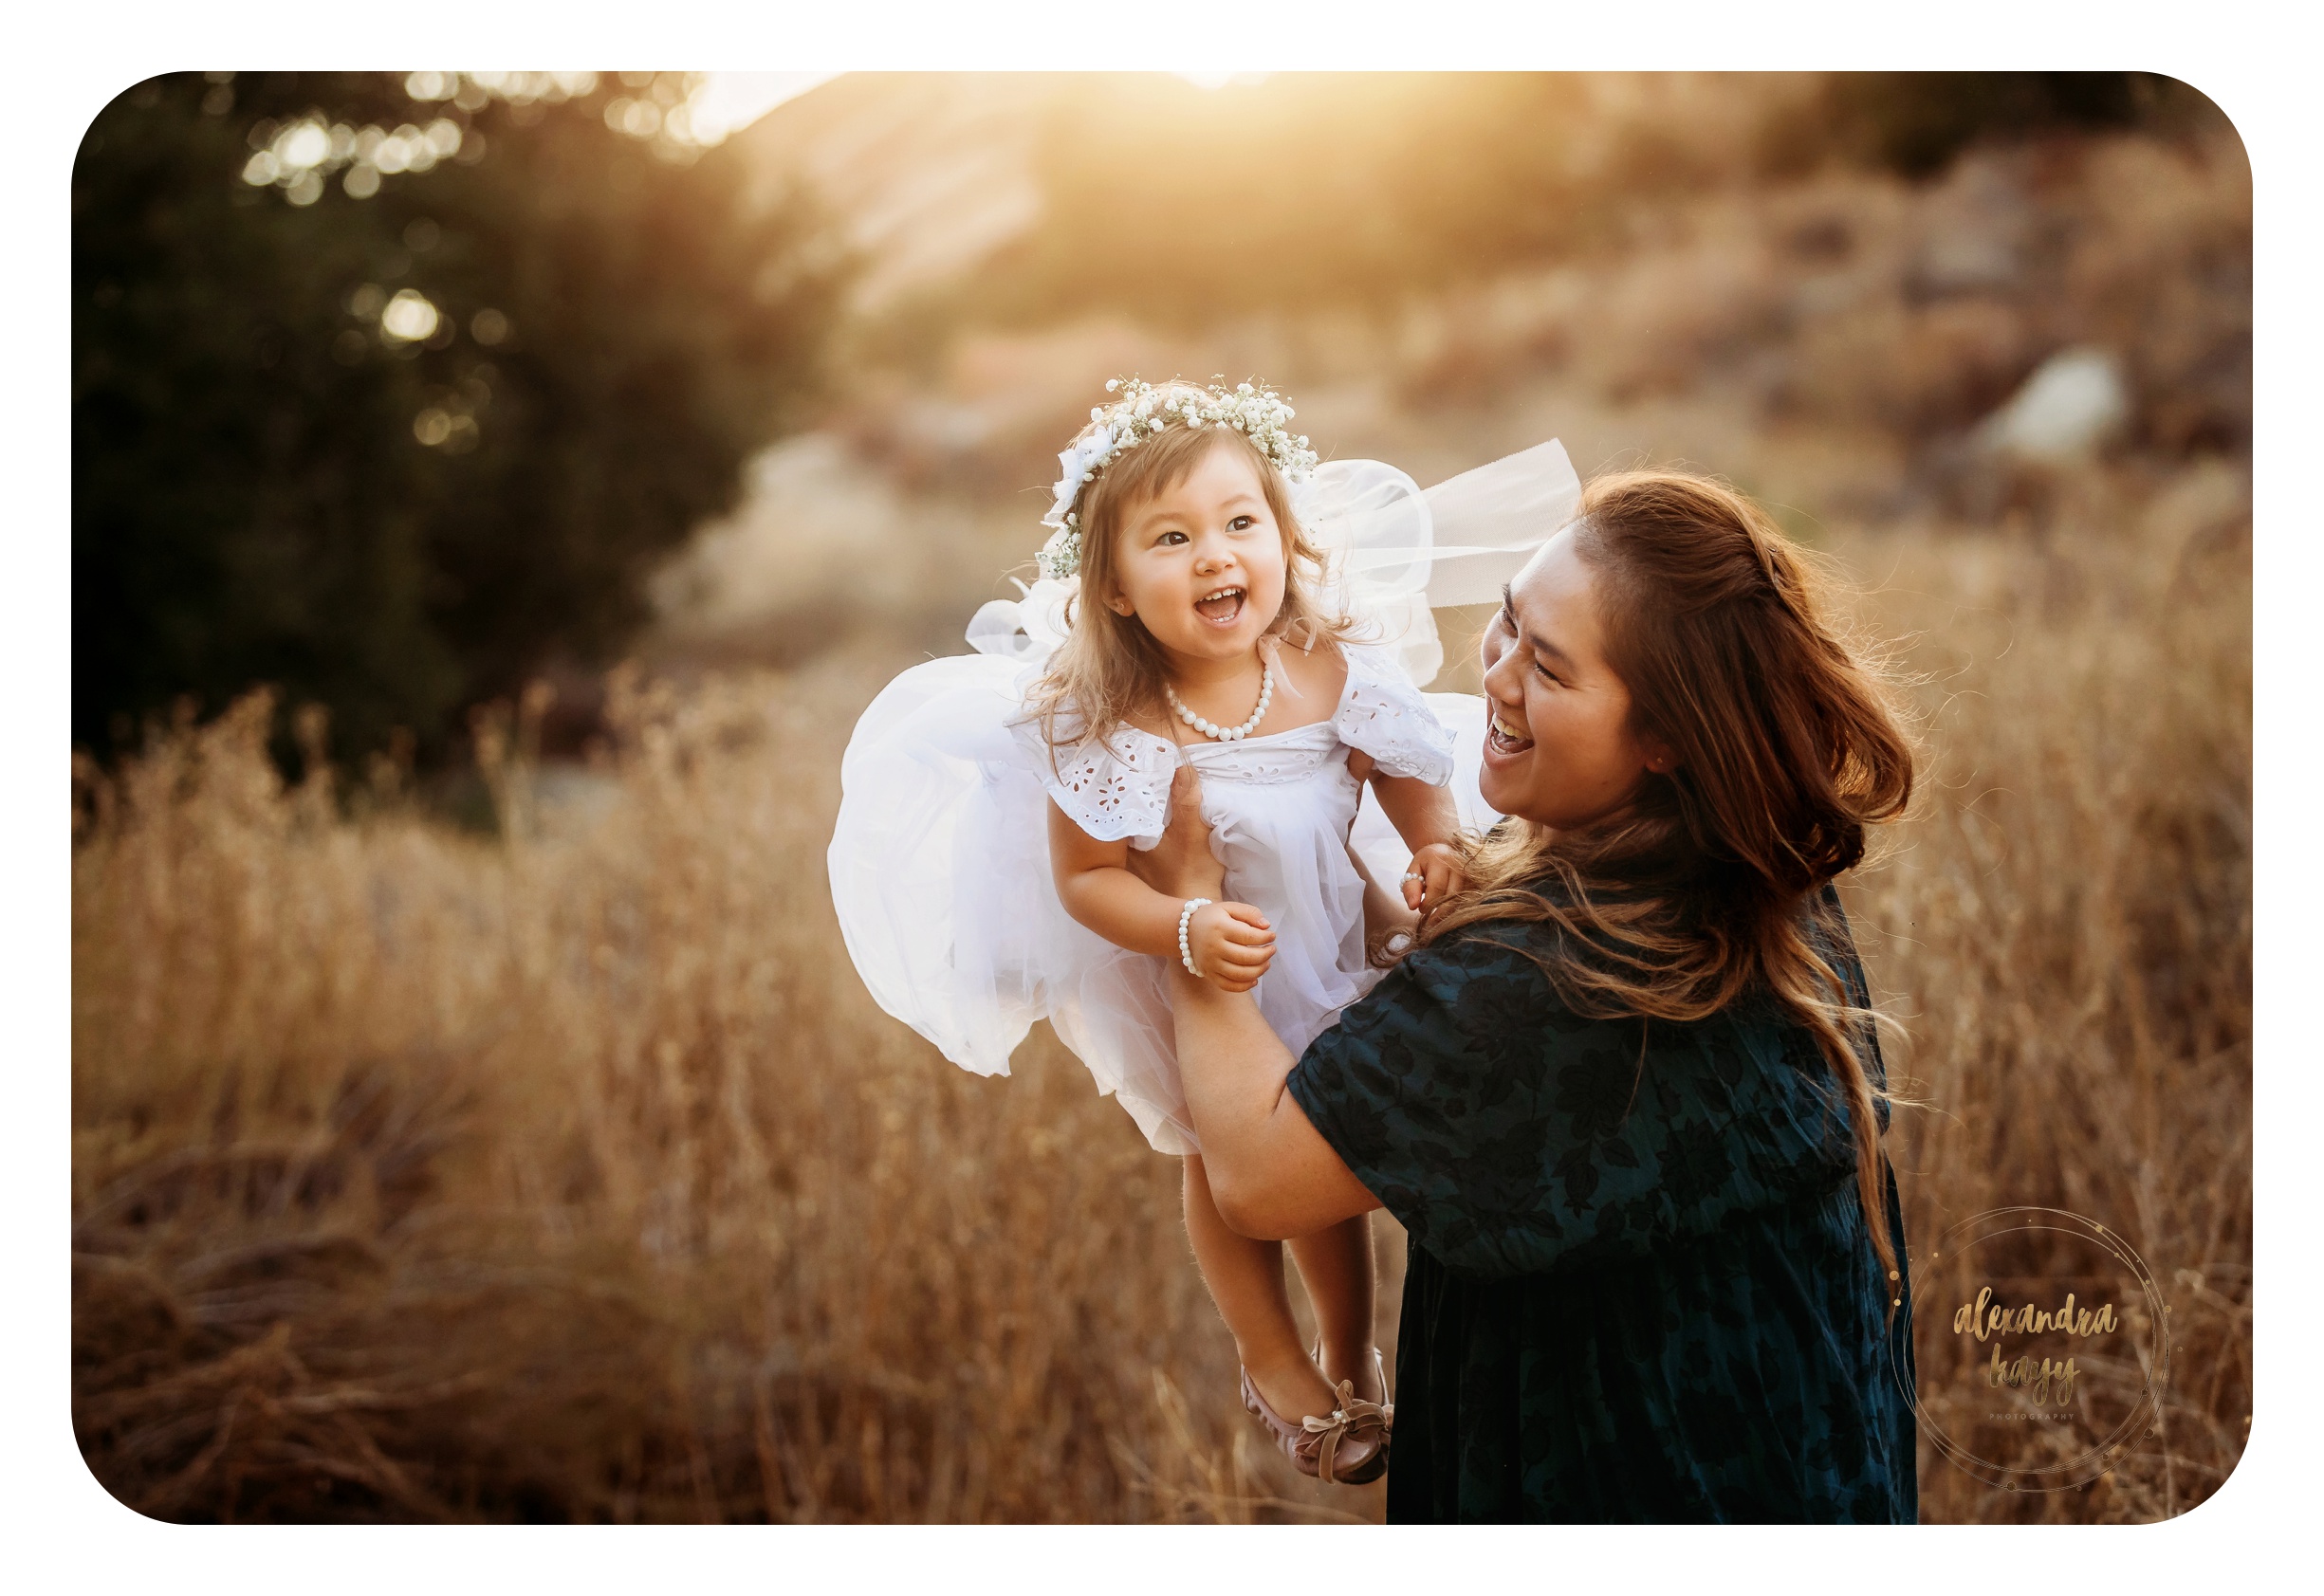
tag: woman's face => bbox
[1104,438,1287,665]
[1477,529,1671,829]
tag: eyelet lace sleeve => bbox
[1012,716,1179,848]
[1335,645,1456,785]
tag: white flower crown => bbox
[1035,376,1318,581]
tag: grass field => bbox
[69,451,2249,1522]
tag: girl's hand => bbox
[1403,841,1466,913]
[1189,901,1275,992]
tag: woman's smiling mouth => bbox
[1485,707,1535,756]
[1194,585,1246,626]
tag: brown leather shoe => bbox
[1307,1345,1392,1486]
[1240,1364,1327,1478]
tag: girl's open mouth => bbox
[1485,707,1535,756]
[1194,585,1245,626]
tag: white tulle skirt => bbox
[828,651,1499,1154]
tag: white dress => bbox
[827,612,1495,1155]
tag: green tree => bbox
[75,71,850,761]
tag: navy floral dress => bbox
[1284,887,1917,1522]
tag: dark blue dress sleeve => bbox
[1284,928,1867,1281]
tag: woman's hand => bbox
[1188,901,1274,992]
[1125,766,1268,986]
[1404,840,1466,913]
[1125,764,1228,901]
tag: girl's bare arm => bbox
[1371,770,1462,852]
[1047,801,1276,989]
[1346,751,1466,910]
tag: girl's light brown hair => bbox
[1424,469,1917,1291]
[1026,384,1354,753]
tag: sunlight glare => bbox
[685,74,840,144]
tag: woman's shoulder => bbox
[1369,896,1856,1105]
[1337,918,1603,1072]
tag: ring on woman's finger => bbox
[1402,872,1425,883]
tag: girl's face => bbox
[1477,529,1673,830]
[1103,438,1287,666]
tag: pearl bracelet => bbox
[1177,898,1214,978]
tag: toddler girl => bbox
[831,377,1558,1482]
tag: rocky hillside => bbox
[658,77,2246,673]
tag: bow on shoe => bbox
[1300,1380,1395,1484]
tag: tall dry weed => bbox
[72,656,1365,1522]
[72,462,2247,1522]
[1841,459,2251,1521]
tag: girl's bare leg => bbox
[1287,1214,1386,1404]
[1183,1155,1338,1422]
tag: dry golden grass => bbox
[71,661,1372,1522]
[71,455,2247,1523]
[1844,462,2252,1522]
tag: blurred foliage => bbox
[75,72,851,763]
[973,72,2226,329]
[1765,72,2215,180]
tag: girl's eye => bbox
[1157,530,1190,546]
[1228,514,1257,533]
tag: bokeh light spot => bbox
[276,120,330,171]
[380,289,441,342]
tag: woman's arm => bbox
[1167,965,1384,1238]
[1122,766,1382,1238]
[1046,801,1276,991]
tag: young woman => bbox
[1133,471,1923,1521]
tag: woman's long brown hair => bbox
[1423,470,1917,1291]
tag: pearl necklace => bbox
[1167,662,1275,742]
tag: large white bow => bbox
[968,438,1582,682]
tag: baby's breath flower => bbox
[1032,376,1319,579]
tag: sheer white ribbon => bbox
[966,573,1077,665]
